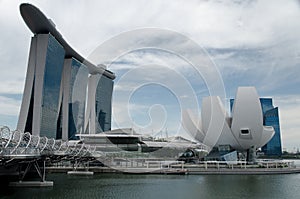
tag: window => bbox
[241,129,250,134]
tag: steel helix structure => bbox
[0,126,98,161]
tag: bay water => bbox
[1,160,300,199]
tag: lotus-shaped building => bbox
[182,87,275,154]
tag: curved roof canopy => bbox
[20,3,115,80]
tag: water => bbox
[1,172,300,199]
[1,160,300,199]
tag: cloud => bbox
[0,96,21,116]
[0,80,25,94]
[208,45,300,98]
[0,1,31,80]
[18,0,300,53]
[112,101,182,136]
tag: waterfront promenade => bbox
[46,159,300,175]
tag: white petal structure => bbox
[182,87,275,151]
[182,110,205,142]
[260,126,275,148]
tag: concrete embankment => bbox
[47,167,120,173]
[187,168,300,175]
[46,166,300,175]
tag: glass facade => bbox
[40,34,65,138]
[260,98,274,113]
[21,33,114,140]
[260,99,282,156]
[68,58,89,139]
[230,99,234,113]
[24,85,34,133]
[95,75,113,132]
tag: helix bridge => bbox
[0,126,103,186]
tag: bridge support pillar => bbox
[9,158,53,187]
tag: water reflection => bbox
[1,173,300,199]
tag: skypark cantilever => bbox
[20,3,115,79]
[18,3,115,141]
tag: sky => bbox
[0,0,299,152]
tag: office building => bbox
[260,98,282,156]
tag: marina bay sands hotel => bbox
[17,4,116,141]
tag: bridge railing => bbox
[0,126,101,161]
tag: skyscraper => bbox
[260,98,282,156]
[84,74,114,135]
[61,58,89,140]
[18,3,116,140]
[18,33,65,139]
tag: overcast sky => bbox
[0,0,299,151]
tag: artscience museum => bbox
[183,87,282,161]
